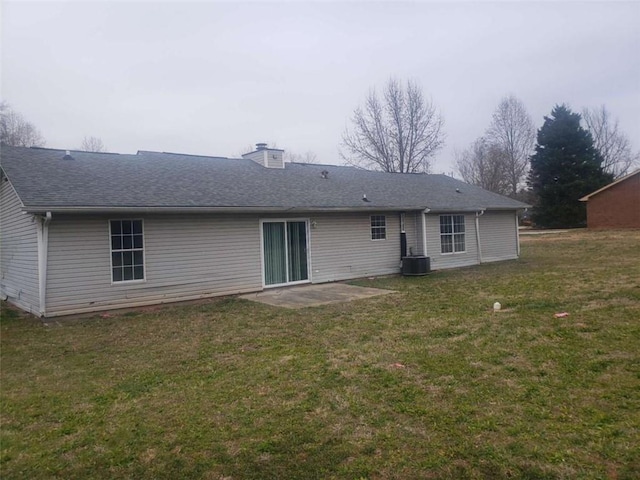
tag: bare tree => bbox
[79,136,107,152]
[0,102,46,147]
[455,137,511,195]
[582,105,639,178]
[340,78,445,173]
[284,150,318,164]
[485,95,535,196]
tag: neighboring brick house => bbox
[580,169,640,229]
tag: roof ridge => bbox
[137,150,229,160]
[7,146,121,155]
[290,161,351,168]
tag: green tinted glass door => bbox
[287,221,308,282]
[263,222,287,286]
[263,221,308,286]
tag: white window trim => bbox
[370,214,387,241]
[109,218,147,285]
[439,214,466,255]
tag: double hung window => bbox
[440,215,465,254]
[110,220,144,282]
[370,215,386,240]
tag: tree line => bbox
[339,79,638,228]
[453,98,637,193]
[1,102,107,152]
[455,100,636,227]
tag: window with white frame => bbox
[110,220,145,282]
[440,215,465,254]
[370,215,386,240]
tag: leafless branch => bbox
[582,105,638,178]
[455,137,511,195]
[79,135,107,152]
[340,78,445,173]
[0,102,46,147]
[284,150,318,164]
[485,95,535,196]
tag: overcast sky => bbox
[2,1,639,173]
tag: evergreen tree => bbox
[528,105,613,228]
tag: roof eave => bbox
[426,205,529,213]
[21,205,430,215]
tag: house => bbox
[1,143,528,317]
[579,169,640,229]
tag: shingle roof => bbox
[0,145,528,213]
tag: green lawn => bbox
[1,230,639,479]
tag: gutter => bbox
[21,205,430,215]
[426,207,526,213]
[475,209,485,264]
[36,211,52,317]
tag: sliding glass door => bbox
[286,221,308,282]
[262,220,309,286]
[263,222,287,286]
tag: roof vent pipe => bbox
[63,150,74,160]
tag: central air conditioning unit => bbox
[401,256,431,276]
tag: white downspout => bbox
[422,208,430,256]
[475,209,485,264]
[36,211,52,317]
[414,213,419,256]
[516,209,524,257]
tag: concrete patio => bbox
[238,282,396,308]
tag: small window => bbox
[371,215,386,240]
[440,215,465,254]
[110,220,145,282]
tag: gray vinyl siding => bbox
[243,150,266,166]
[479,211,519,262]
[309,212,402,283]
[33,208,519,317]
[266,151,284,169]
[425,213,479,270]
[413,212,427,256]
[45,214,263,316]
[42,211,407,316]
[0,180,40,313]
[242,150,284,169]
[403,211,422,257]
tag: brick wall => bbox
[586,173,640,228]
